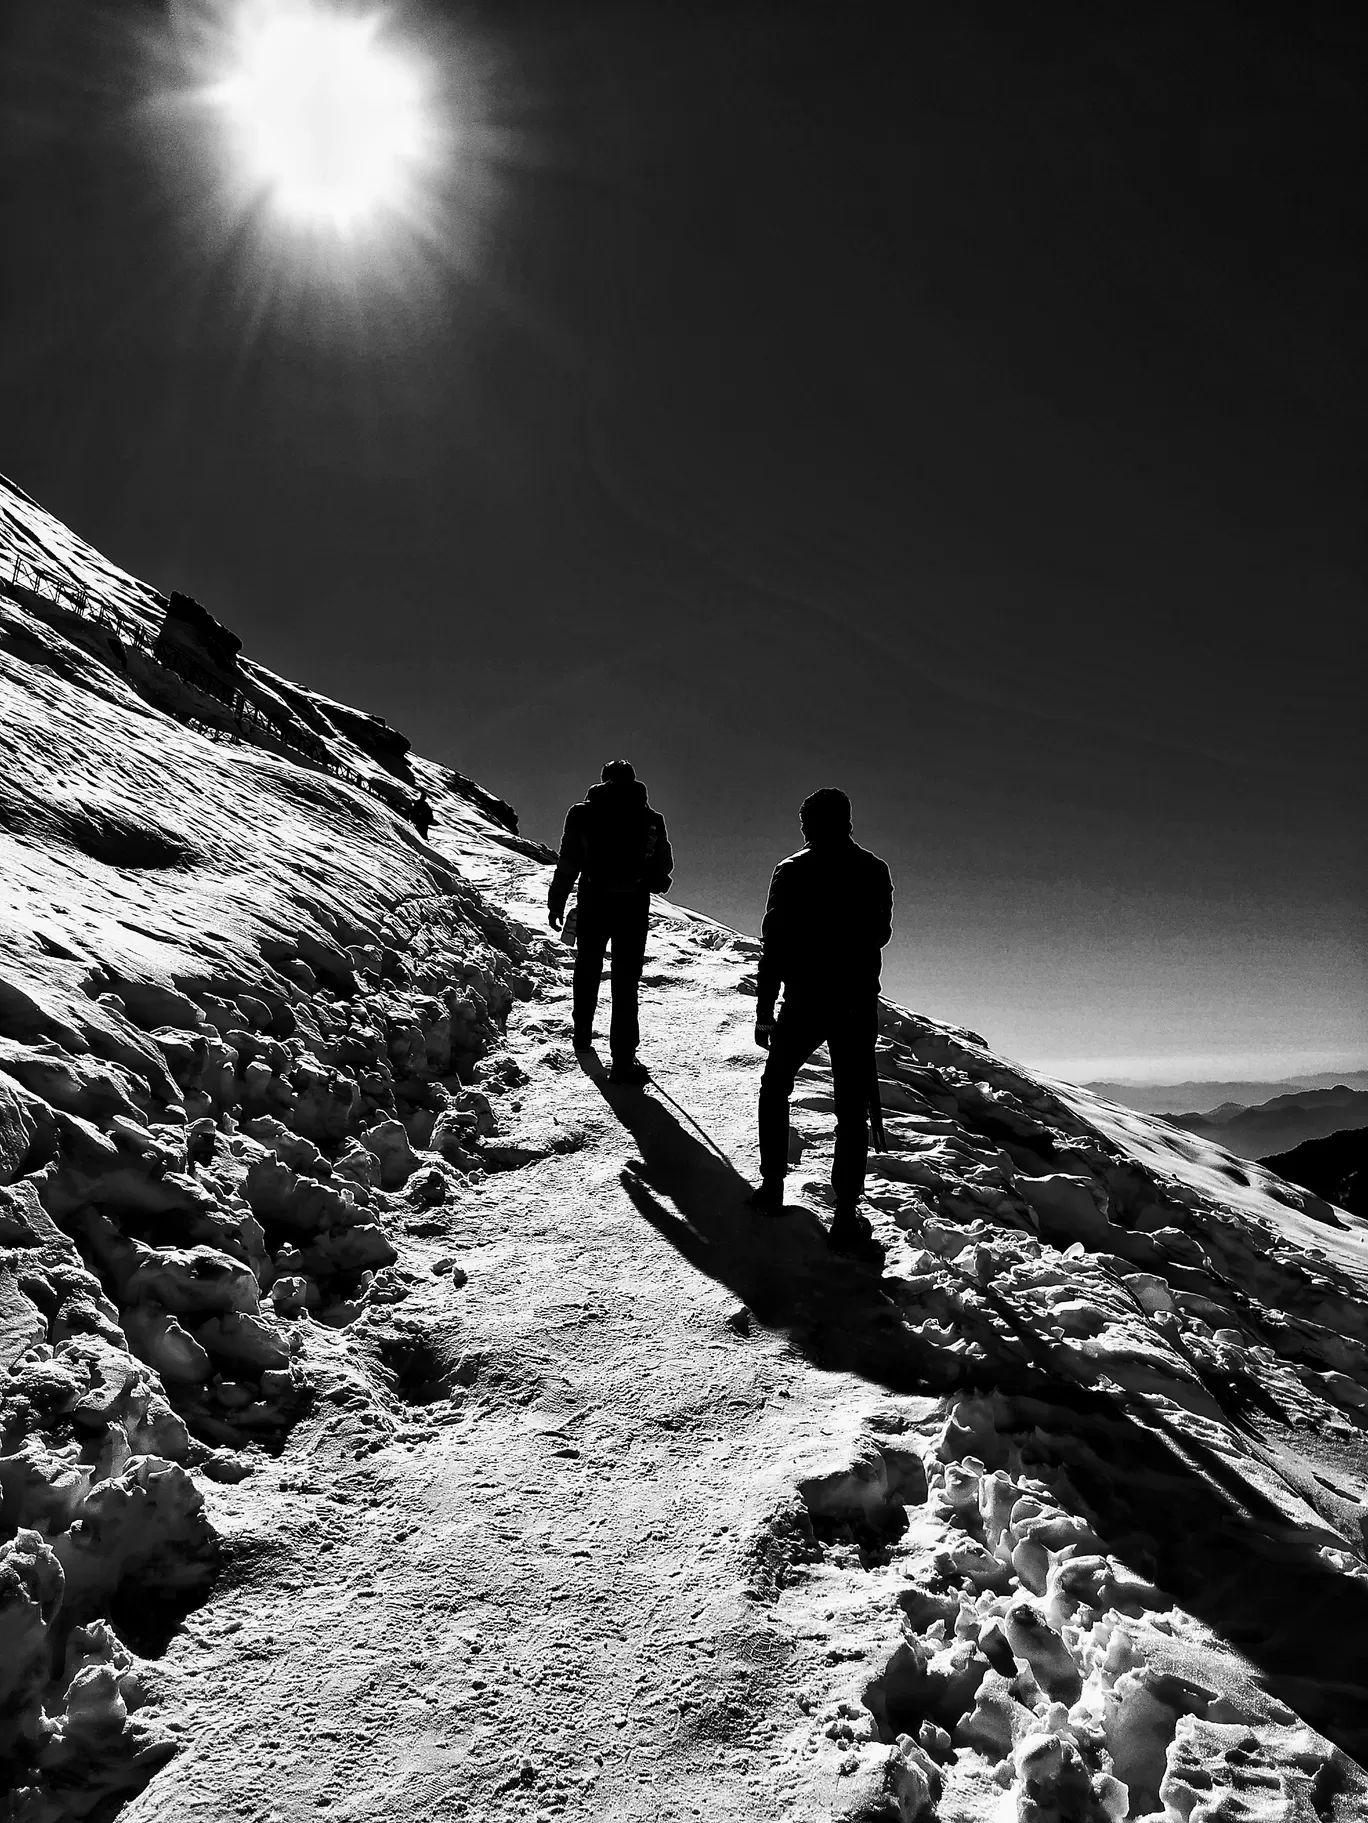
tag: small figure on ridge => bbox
[752,787,893,1253]
[548,760,674,1085]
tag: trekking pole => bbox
[639,1066,739,1170]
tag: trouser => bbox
[573,890,649,1062]
[758,996,878,1210]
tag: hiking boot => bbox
[747,1178,787,1216]
[572,1027,594,1050]
[608,1058,651,1086]
[828,1209,878,1257]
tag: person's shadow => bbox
[582,1055,1368,1766]
[583,1055,963,1391]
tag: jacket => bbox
[756,838,893,1019]
[548,778,674,922]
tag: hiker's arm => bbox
[874,862,893,951]
[755,864,787,1042]
[547,810,584,928]
[649,816,674,895]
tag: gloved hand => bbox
[755,1018,775,1050]
[548,909,562,930]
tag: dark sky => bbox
[3,0,1365,1080]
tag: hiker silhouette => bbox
[548,760,674,1084]
[751,787,893,1252]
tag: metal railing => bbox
[4,548,156,648]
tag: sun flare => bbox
[210,2,430,231]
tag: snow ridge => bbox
[0,477,548,1815]
[749,1004,1368,1818]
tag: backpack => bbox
[583,796,660,892]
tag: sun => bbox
[210,2,430,231]
[154,0,492,320]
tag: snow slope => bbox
[2,474,1367,1823]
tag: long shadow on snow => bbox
[594,1076,935,1388]
[594,1075,1368,1765]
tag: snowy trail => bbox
[3,474,1368,1823]
[131,876,1368,1820]
[124,918,913,1822]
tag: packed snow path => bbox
[2,474,1368,1822]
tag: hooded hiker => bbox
[752,787,893,1253]
[548,760,674,1084]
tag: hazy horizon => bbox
[1028,1055,1368,1091]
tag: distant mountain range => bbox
[1084,1070,1368,1117]
[1263,1128,1368,1219]
[1168,1085,1368,1161]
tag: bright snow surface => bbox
[2,474,1367,1822]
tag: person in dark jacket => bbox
[548,760,674,1084]
[752,787,893,1252]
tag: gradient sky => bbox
[3,0,1365,1082]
